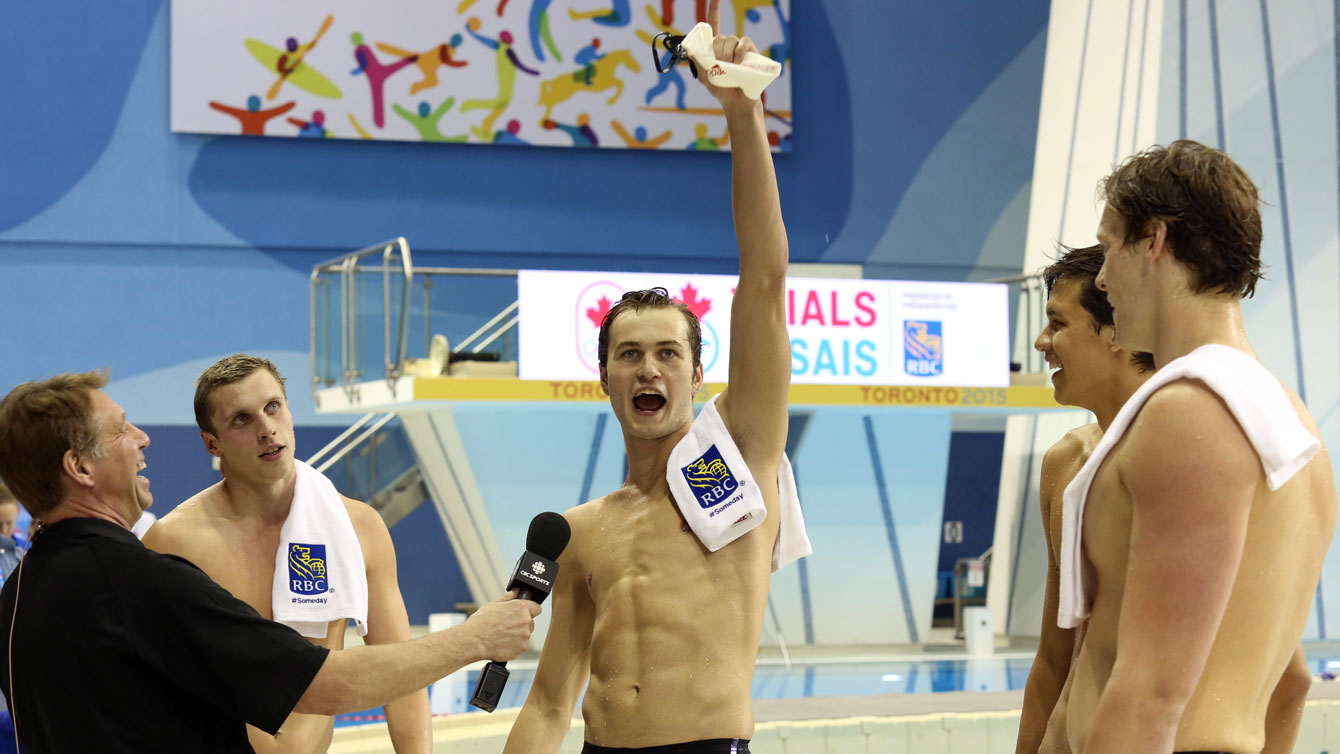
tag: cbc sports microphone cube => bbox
[507,550,560,603]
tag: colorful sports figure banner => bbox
[517,271,1011,387]
[169,0,792,151]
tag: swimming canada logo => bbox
[531,561,546,575]
[682,445,740,510]
[288,543,329,596]
[903,319,944,377]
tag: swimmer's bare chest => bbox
[177,517,345,649]
[576,491,773,743]
[581,490,774,673]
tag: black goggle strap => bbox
[651,32,699,80]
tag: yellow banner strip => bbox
[412,378,1062,409]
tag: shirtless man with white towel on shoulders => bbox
[503,2,807,751]
[144,354,443,754]
[1051,140,1336,754]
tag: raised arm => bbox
[506,48,540,75]
[1082,382,1258,753]
[699,0,789,465]
[375,42,417,58]
[645,129,673,148]
[208,101,246,118]
[610,119,636,146]
[350,500,431,754]
[261,101,297,118]
[467,26,499,50]
[504,511,595,754]
[431,97,457,120]
[1017,442,1078,754]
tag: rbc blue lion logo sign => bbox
[681,445,739,509]
[904,320,943,377]
[288,543,329,595]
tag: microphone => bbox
[469,511,572,712]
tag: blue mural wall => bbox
[0,0,1051,625]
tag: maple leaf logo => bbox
[676,283,711,320]
[586,295,613,328]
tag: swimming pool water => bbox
[334,654,1037,726]
[334,648,1340,727]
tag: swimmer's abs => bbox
[582,682,754,748]
[585,617,764,722]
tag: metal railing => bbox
[307,411,399,474]
[310,238,414,398]
[455,300,520,356]
[985,271,1047,375]
[304,411,427,528]
[1016,275,1047,374]
[310,238,523,401]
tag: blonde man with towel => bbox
[504,3,803,752]
[145,355,443,753]
[1049,140,1337,754]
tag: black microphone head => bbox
[526,512,571,561]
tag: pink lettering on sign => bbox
[786,289,879,328]
[801,290,824,325]
[829,291,850,326]
[855,291,877,326]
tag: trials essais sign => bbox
[517,271,1009,387]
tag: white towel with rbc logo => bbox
[272,460,369,639]
[667,394,812,572]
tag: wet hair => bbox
[1100,140,1263,298]
[596,288,702,368]
[1043,244,1156,373]
[194,354,287,435]
[0,371,109,517]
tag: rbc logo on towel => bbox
[289,543,329,595]
[904,319,943,377]
[682,445,739,509]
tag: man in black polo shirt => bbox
[0,371,540,752]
